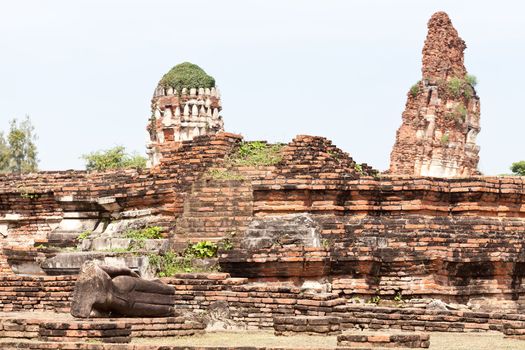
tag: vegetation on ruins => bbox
[159,62,215,91]
[446,104,467,123]
[124,226,163,240]
[410,82,420,97]
[510,161,525,176]
[465,74,478,87]
[77,230,92,240]
[187,241,218,258]
[220,238,234,251]
[321,238,331,249]
[81,146,147,171]
[353,163,364,175]
[149,243,218,277]
[0,116,38,174]
[18,185,40,200]
[393,291,403,303]
[440,133,449,145]
[367,295,381,305]
[229,141,284,166]
[444,75,477,100]
[205,168,245,181]
[446,77,464,98]
[148,251,190,276]
[146,240,235,276]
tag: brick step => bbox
[337,333,430,348]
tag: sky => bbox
[1,1,524,175]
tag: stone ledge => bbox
[0,316,205,343]
[274,316,342,336]
[338,333,430,348]
[0,343,338,350]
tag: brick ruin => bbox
[389,12,480,177]
[146,68,224,166]
[0,11,523,349]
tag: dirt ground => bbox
[133,330,525,350]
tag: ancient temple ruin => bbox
[389,12,480,177]
[1,11,525,350]
[147,63,224,166]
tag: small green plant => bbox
[446,104,467,123]
[230,141,284,166]
[18,186,40,199]
[187,241,218,258]
[465,74,478,87]
[148,247,220,277]
[124,226,162,240]
[444,75,477,100]
[463,86,473,99]
[105,247,130,253]
[77,230,92,240]
[455,104,467,122]
[447,77,463,98]
[35,244,46,249]
[440,133,449,145]
[118,226,163,252]
[410,82,420,97]
[354,163,364,175]
[128,239,146,252]
[20,192,39,199]
[205,169,245,181]
[368,295,381,305]
[327,150,342,161]
[393,291,403,303]
[219,238,234,251]
[321,239,331,249]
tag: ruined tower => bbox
[146,63,224,166]
[389,12,480,177]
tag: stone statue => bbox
[70,261,176,318]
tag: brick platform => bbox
[4,274,525,338]
[0,315,205,343]
[274,316,341,336]
[335,305,525,333]
[0,275,76,312]
[337,333,430,348]
[0,344,337,350]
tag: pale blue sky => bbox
[1,1,524,174]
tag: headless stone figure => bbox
[70,261,176,318]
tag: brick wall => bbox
[0,133,242,273]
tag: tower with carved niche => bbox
[146,63,224,166]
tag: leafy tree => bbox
[0,116,38,173]
[159,62,215,91]
[82,146,147,171]
[0,133,9,172]
[510,161,525,176]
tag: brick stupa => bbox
[389,12,480,177]
[146,65,224,167]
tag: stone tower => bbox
[146,63,224,166]
[389,12,480,177]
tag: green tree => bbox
[159,62,215,91]
[0,133,9,172]
[510,161,525,176]
[82,146,147,171]
[1,116,38,173]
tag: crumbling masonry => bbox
[1,11,524,349]
[390,12,480,177]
